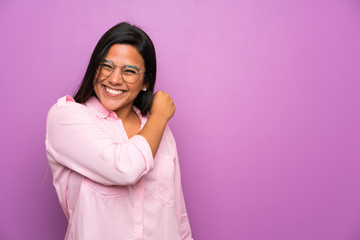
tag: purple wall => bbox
[1,0,360,239]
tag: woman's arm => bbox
[139,90,175,156]
[46,100,152,186]
[46,91,175,187]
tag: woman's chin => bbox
[104,104,120,112]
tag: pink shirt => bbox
[46,96,193,240]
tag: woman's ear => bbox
[142,83,149,91]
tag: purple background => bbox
[1,0,360,239]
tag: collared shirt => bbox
[46,96,193,240]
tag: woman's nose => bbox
[108,67,123,84]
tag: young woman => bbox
[46,22,193,240]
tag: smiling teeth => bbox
[105,87,123,95]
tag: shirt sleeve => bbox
[45,98,154,186]
[170,132,193,240]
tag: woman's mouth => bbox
[103,86,126,96]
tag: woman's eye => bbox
[102,64,113,70]
[123,69,137,75]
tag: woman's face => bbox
[94,44,147,116]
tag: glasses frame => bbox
[97,59,144,84]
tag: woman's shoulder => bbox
[49,95,88,110]
[47,95,92,122]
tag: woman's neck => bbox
[117,106,141,138]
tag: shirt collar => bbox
[85,96,113,119]
[85,96,146,124]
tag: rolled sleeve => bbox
[129,135,154,174]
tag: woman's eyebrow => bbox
[103,59,140,70]
[103,59,113,64]
[126,65,140,70]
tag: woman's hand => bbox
[150,90,176,121]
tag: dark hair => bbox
[74,22,156,116]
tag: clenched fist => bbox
[150,90,176,121]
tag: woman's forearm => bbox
[138,90,175,157]
[138,114,168,156]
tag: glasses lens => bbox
[98,61,114,77]
[122,66,140,83]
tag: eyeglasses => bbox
[96,59,144,83]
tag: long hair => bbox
[74,22,156,116]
